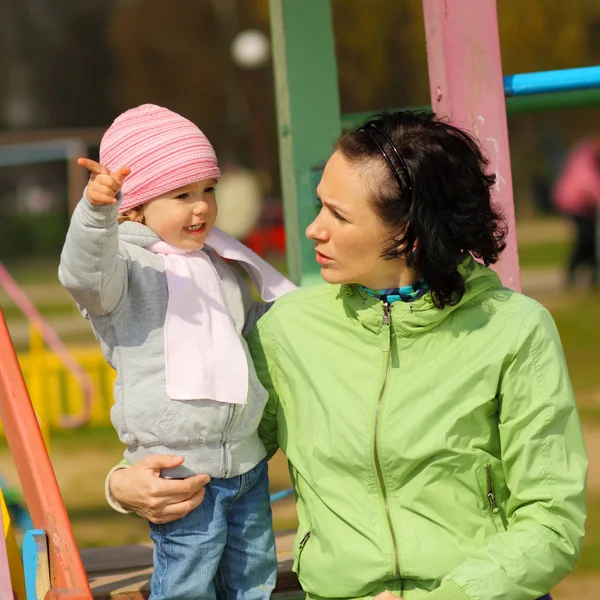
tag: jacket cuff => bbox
[79,187,120,226]
[105,463,133,514]
[426,581,471,600]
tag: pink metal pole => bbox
[0,262,93,427]
[422,0,521,291]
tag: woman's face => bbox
[306,151,407,289]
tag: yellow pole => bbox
[28,325,50,453]
[1,489,27,600]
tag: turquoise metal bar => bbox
[503,66,600,96]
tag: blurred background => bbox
[0,1,598,598]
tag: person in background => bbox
[553,136,600,287]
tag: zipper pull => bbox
[299,530,311,550]
[485,464,498,512]
[381,301,391,352]
[383,301,391,326]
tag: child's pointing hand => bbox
[78,158,131,206]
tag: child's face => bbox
[142,178,218,250]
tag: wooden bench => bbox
[81,530,303,599]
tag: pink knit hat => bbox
[99,104,220,213]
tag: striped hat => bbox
[99,104,220,213]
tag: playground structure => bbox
[0,0,599,598]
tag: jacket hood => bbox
[341,255,505,336]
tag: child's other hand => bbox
[78,158,130,206]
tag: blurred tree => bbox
[0,0,598,221]
[498,0,596,73]
[107,0,279,190]
[332,0,429,113]
[0,0,114,129]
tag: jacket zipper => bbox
[373,301,402,580]
[222,404,236,477]
[297,530,311,577]
[485,464,497,511]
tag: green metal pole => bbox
[269,0,342,286]
[341,88,600,131]
[505,87,600,114]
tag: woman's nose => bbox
[306,215,328,241]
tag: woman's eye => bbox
[332,210,346,222]
[176,192,189,200]
[205,187,215,194]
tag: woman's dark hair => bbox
[335,110,507,308]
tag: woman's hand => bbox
[373,593,402,600]
[109,455,210,524]
[78,158,130,206]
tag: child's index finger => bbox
[77,157,110,176]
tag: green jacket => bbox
[247,257,587,600]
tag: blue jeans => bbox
[149,458,277,600]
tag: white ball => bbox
[231,29,270,69]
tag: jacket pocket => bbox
[295,530,311,578]
[290,465,313,578]
[483,463,508,532]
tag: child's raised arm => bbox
[58,160,131,316]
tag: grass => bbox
[573,495,600,573]
[519,239,570,269]
[552,292,600,391]
[1,304,78,320]
[2,256,61,285]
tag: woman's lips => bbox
[315,251,333,265]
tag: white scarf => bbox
[148,228,296,404]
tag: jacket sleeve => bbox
[58,191,128,315]
[427,305,588,600]
[247,320,280,459]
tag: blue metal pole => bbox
[503,66,600,96]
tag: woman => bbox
[108,111,587,600]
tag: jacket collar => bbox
[339,256,503,336]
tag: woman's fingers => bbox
[146,474,210,505]
[138,453,186,474]
[108,456,211,524]
[149,487,208,524]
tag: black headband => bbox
[358,123,412,198]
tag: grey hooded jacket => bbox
[58,196,270,478]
